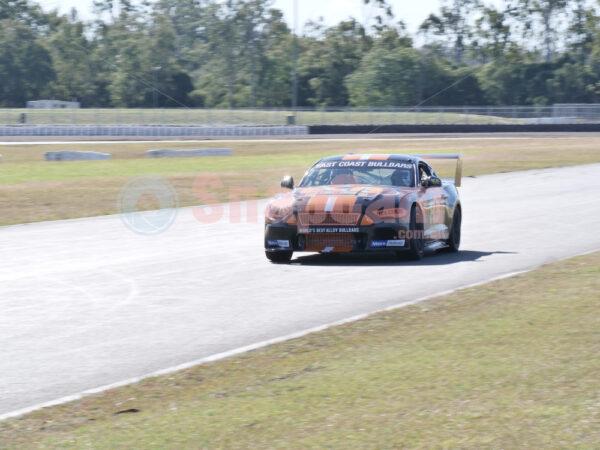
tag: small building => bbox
[27,100,80,109]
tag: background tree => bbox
[1,0,600,108]
[566,0,599,62]
[472,6,512,62]
[420,0,481,62]
[513,0,567,62]
[346,46,420,106]
[0,19,54,106]
[299,19,372,106]
[45,10,104,106]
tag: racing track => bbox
[1,163,600,418]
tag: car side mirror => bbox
[281,175,294,190]
[422,176,442,188]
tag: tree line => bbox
[1,0,600,108]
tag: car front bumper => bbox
[265,223,411,253]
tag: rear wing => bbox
[412,153,463,187]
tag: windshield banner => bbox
[313,160,413,170]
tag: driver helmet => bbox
[391,169,411,186]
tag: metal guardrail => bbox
[0,125,309,137]
[2,105,600,126]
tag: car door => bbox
[417,162,447,239]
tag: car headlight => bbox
[365,197,410,223]
[265,199,294,223]
[371,207,409,220]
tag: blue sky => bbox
[36,0,460,34]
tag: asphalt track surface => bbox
[2,163,600,418]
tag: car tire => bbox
[446,207,461,252]
[406,206,425,260]
[265,251,293,263]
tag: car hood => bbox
[289,184,414,216]
[265,184,414,226]
[294,184,412,200]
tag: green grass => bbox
[0,152,323,184]
[1,251,599,448]
[1,137,600,226]
[0,108,519,126]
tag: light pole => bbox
[152,66,162,108]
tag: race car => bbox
[264,153,462,263]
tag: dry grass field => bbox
[1,136,599,226]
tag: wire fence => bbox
[1,104,600,126]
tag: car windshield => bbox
[299,160,415,187]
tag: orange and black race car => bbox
[264,153,463,263]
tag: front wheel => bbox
[445,207,461,252]
[265,251,293,263]
[406,206,425,260]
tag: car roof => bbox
[318,154,421,163]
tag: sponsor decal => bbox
[370,239,406,248]
[386,239,406,247]
[339,161,367,167]
[305,227,359,233]
[366,161,413,169]
[313,160,413,170]
[267,240,290,248]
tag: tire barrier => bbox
[45,151,112,161]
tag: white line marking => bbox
[2,246,599,422]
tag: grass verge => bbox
[1,251,599,448]
[0,108,516,126]
[1,137,600,225]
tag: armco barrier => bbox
[4,123,599,137]
[0,125,309,137]
[308,124,600,134]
